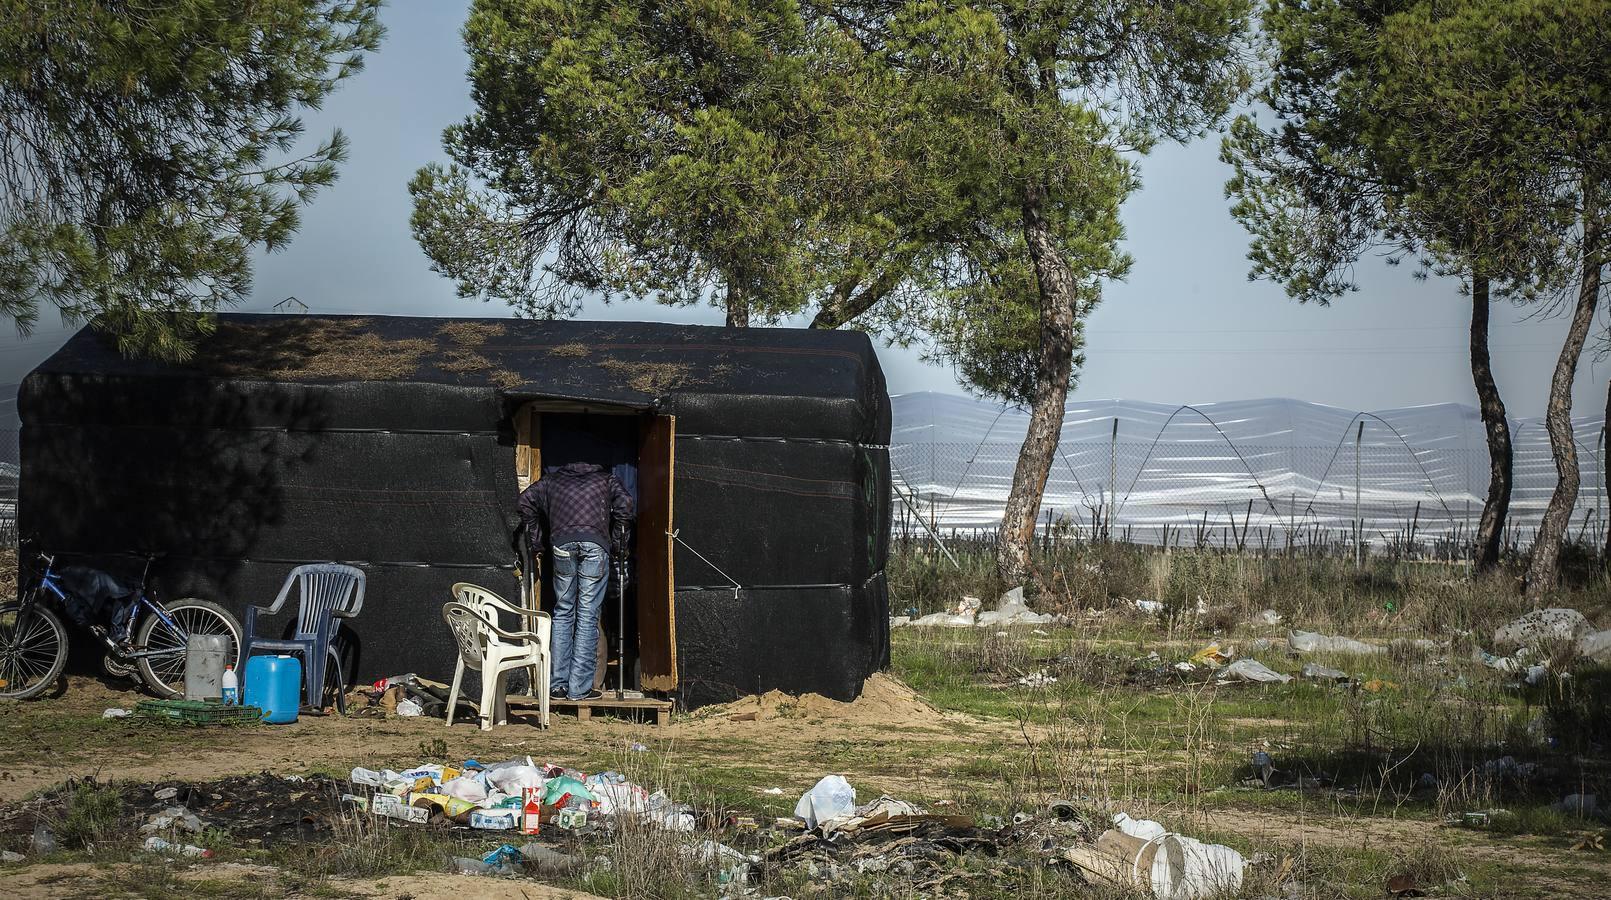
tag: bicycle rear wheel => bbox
[0,600,68,700]
[134,598,242,699]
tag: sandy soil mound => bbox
[686,673,950,731]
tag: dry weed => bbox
[436,320,506,346]
[200,319,432,381]
[489,369,525,389]
[598,358,694,394]
[438,347,494,374]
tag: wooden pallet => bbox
[509,692,672,726]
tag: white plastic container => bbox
[184,634,228,701]
[220,664,239,705]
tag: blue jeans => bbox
[549,540,608,699]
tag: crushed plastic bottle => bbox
[452,857,498,876]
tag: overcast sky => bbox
[2,3,1606,418]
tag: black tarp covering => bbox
[19,315,890,707]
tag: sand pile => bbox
[688,673,948,731]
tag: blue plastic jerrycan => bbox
[244,654,301,724]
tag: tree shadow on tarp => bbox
[19,368,330,676]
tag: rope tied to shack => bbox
[668,529,741,600]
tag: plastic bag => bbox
[1215,659,1292,684]
[487,764,545,795]
[794,775,856,829]
[1288,630,1382,655]
[1113,812,1168,841]
[543,775,594,807]
[442,774,489,803]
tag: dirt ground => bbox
[5,667,1611,898]
[0,673,974,805]
[5,861,606,899]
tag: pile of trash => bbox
[346,757,695,835]
[891,588,1062,628]
[772,776,1069,893]
[1138,643,1294,686]
[1,766,1280,898]
[776,777,1259,900]
[342,673,466,718]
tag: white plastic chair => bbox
[453,582,547,699]
[442,593,550,730]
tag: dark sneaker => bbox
[568,689,604,702]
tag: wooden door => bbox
[636,414,676,690]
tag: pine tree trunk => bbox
[1471,272,1513,572]
[1603,377,1611,561]
[1527,205,1603,600]
[725,283,749,327]
[997,182,1078,585]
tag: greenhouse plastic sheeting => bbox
[891,392,1609,547]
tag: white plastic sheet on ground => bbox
[794,775,856,830]
[1215,659,1292,684]
[1289,630,1384,655]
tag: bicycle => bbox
[0,548,242,700]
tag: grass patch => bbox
[48,779,123,849]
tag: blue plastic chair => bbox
[242,564,365,713]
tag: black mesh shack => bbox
[19,314,892,707]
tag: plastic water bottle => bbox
[221,664,238,705]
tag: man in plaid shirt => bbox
[519,461,635,701]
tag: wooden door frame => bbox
[512,400,677,693]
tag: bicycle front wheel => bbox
[0,600,68,700]
[135,598,242,699]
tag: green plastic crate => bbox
[133,699,264,726]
